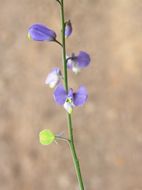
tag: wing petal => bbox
[73,86,88,106]
[53,85,67,105]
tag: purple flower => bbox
[28,24,56,41]
[65,20,72,38]
[67,51,90,74]
[54,85,88,114]
[45,68,62,88]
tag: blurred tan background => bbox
[0,0,142,189]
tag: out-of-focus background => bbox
[0,0,142,189]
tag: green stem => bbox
[60,0,68,91]
[67,114,85,190]
[60,0,85,189]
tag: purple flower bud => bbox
[67,51,90,74]
[54,85,88,113]
[45,68,62,88]
[65,20,72,38]
[28,24,56,41]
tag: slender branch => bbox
[55,136,69,143]
[60,0,85,190]
[54,39,63,47]
[56,0,61,5]
[66,56,72,63]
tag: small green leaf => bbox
[39,129,55,145]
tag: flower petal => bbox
[77,51,90,68]
[54,85,67,105]
[45,68,61,88]
[28,24,56,41]
[73,86,88,106]
[72,64,81,74]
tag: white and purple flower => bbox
[67,51,91,74]
[54,84,88,114]
[28,24,56,41]
[45,68,62,88]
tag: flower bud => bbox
[28,24,56,41]
[65,20,72,38]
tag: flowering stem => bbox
[60,0,85,189]
[60,0,68,91]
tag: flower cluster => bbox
[28,21,90,114]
